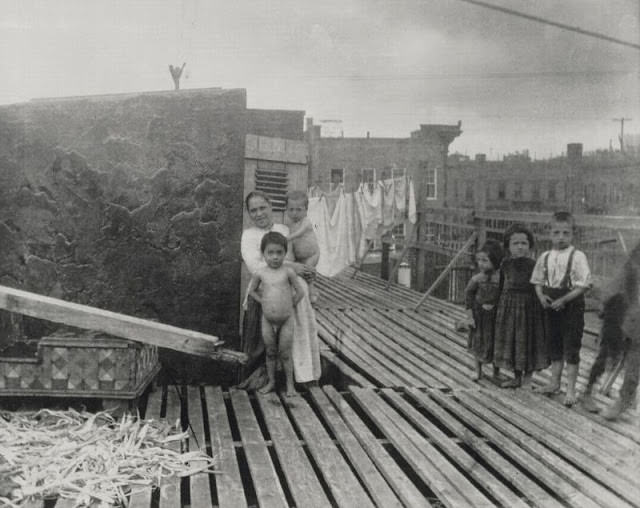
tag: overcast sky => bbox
[1,0,638,158]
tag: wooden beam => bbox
[413,232,477,311]
[0,285,243,360]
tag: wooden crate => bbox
[0,330,159,399]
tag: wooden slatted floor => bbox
[20,267,640,507]
[29,382,640,508]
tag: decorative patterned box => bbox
[0,330,160,399]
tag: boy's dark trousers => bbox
[543,287,585,365]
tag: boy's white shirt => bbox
[530,246,592,288]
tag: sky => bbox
[1,0,638,159]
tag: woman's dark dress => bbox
[493,257,549,372]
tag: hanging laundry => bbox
[394,175,407,213]
[381,178,395,228]
[359,182,383,239]
[308,192,361,277]
[408,177,417,224]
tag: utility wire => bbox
[453,0,640,50]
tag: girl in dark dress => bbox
[493,224,549,388]
[463,239,504,381]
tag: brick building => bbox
[305,118,462,212]
[447,144,640,215]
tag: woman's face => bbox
[247,196,273,229]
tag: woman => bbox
[238,191,321,390]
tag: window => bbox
[421,162,437,200]
[361,168,376,184]
[548,181,557,201]
[392,167,406,179]
[255,160,287,211]
[498,181,506,200]
[330,168,344,191]
[513,181,523,200]
[392,223,406,238]
[465,182,474,201]
[531,181,541,201]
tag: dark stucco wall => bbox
[0,88,246,349]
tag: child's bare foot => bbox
[258,382,275,394]
[501,378,521,389]
[581,394,600,413]
[563,391,577,407]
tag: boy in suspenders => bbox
[531,211,592,406]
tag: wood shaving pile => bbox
[0,408,217,507]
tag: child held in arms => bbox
[285,191,320,303]
[244,232,304,396]
[532,211,592,406]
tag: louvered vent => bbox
[255,161,288,211]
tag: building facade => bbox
[305,119,462,212]
[447,145,640,216]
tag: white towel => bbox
[408,178,417,224]
[381,179,395,227]
[292,278,321,382]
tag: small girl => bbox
[463,239,504,381]
[493,223,549,388]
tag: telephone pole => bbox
[612,118,632,152]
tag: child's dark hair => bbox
[503,222,535,251]
[478,238,504,270]
[286,190,309,209]
[260,231,288,253]
[245,190,271,211]
[551,210,575,227]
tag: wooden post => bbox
[413,232,477,311]
[381,238,391,280]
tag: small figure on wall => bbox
[169,63,186,90]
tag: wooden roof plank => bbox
[229,389,288,508]
[380,388,529,508]
[468,389,640,505]
[256,392,332,508]
[204,387,248,508]
[186,386,213,508]
[0,285,235,359]
[455,390,633,508]
[308,386,404,508]
[350,387,481,508]
[427,389,599,508]
[322,386,432,508]
[405,387,563,508]
[286,394,376,508]
[159,387,183,508]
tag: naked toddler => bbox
[245,231,304,396]
[285,191,320,302]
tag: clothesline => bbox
[307,177,417,277]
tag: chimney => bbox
[305,117,314,131]
[475,153,486,163]
[366,131,370,139]
[567,143,583,162]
